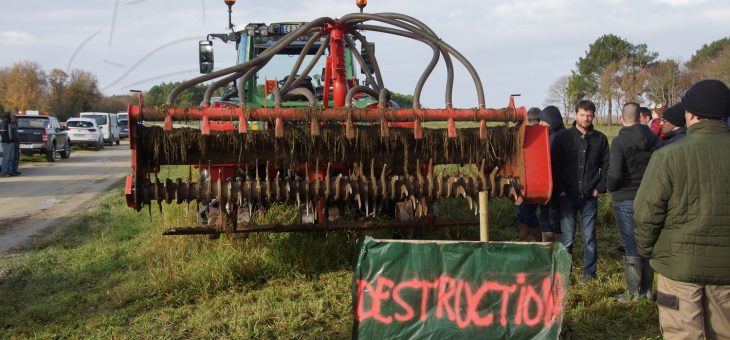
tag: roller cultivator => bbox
[124,4,552,235]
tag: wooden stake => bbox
[479,191,488,242]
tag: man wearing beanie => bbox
[660,103,686,145]
[635,79,730,339]
[515,107,543,241]
[538,105,566,242]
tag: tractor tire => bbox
[46,143,57,162]
[60,142,71,159]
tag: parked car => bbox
[117,112,129,139]
[79,112,120,145]
[66,118,104,150]
[17,114,71,162]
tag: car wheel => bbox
[94,139,102,151]
[116,137,120,146]
[46,143,57,162]
[60,141,71,159]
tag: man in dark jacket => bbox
[552,100,610,283]
[635,79,730,339]
[660,103,686,145]
[1,112,19,177]
[607,103,663,302]
[537,105,565,242]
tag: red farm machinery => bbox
[124,0,552,235]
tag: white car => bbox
[66,118,104,151]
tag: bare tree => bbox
[544,75,571,122]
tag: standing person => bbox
[607,103,663,302]
[516,107,543,241]
[660,103,686,145]
[648,103,665,138]
[538,105,566,242]
[1,112,19,177]
[634,79,730,339]
[639,107,652,125]
[551,100,610,283]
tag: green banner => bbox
[352,237,571,339]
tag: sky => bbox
[0,0,727,109]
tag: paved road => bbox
[0,142,130,254]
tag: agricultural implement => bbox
[124,0,552,235]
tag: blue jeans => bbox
[1,143,16,175]
[517,203,540,227]
[540,199,561,233]
[559,195,598,278]
[613,200,638,257]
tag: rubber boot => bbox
[639,256,655,301]
[614,256,641,302]
[542,232,556,242]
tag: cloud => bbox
[653,0,707,5]
[0,31,33,45]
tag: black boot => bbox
[615,256,641,302]
[639,256,655,301]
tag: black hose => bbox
[166,17,334,105]
[343,34,380,92]
[279,32,322,94]
[345,85,380,107]
[283,36,330,95]
[341,14,454,107]
[355,24,439,108]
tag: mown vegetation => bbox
[0,124,661,339]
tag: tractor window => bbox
[257,54,327,94]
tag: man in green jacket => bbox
[634,79,730,339]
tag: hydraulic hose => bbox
[345,85,380,107]
[341,14,454,107]
[355,24,439,108]
[283,36,330,95]
[343,34,380,92]
[279,32,323,94]
[166,17,334,105]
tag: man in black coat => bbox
[551,100,610,283]
[607,103,663,301]
[660,103,686,145]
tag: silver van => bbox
[79,112,120,145]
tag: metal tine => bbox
[427,159,434,199]
[370,159,378,217]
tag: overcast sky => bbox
[1,0,727,109]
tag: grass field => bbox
[0,124,662,339]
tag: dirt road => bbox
[0,142,130,254]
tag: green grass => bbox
[0,124,661,339]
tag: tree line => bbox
[0,62,132,121]
[544,35,730,123]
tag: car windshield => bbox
[17,117,49,128]
[67,120,94,128]
[83,114,108,125]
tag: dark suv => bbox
[17,115,71,162]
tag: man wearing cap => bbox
[515,107,543,241]
[635,79,730,339]
[607,103,663,302]
[659,103,686,145]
